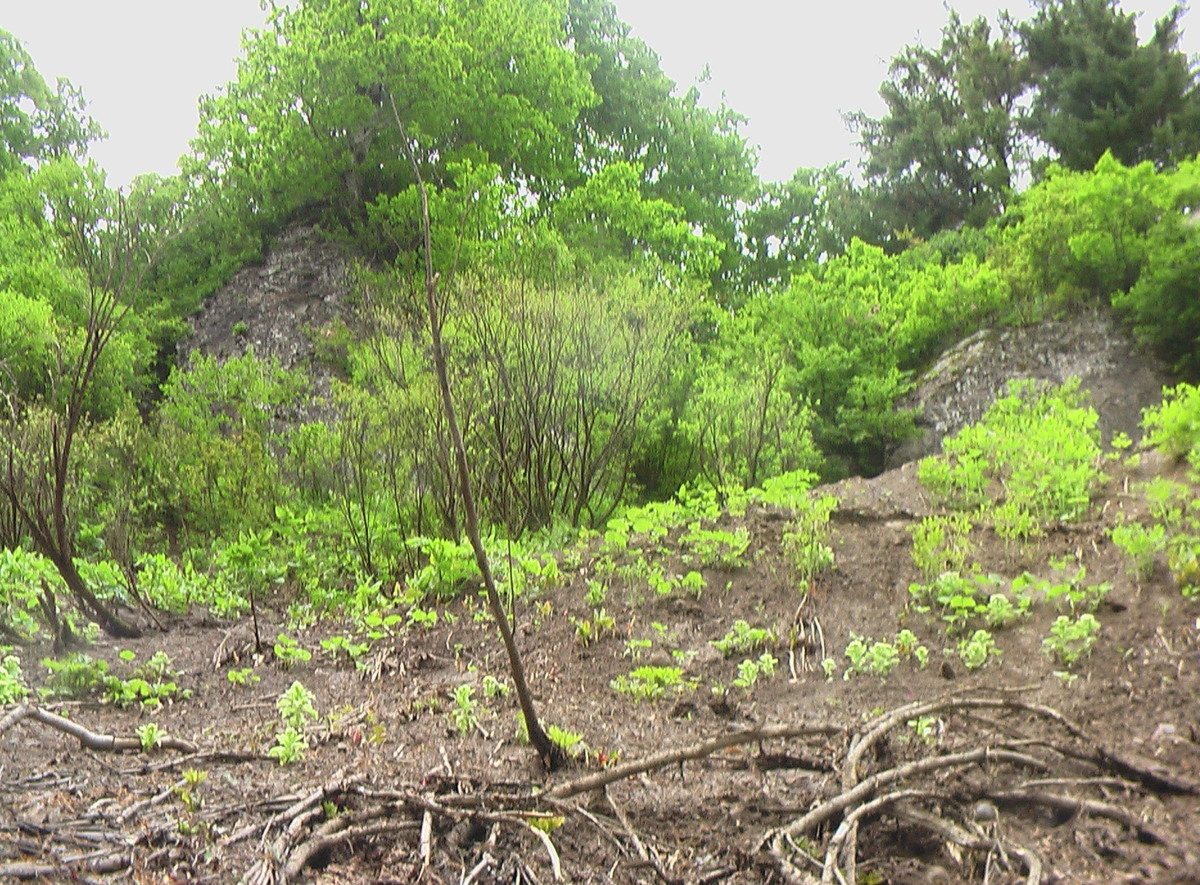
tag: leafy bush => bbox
[909,514,974,580]
[1142,384,1200,465]
[610,666,695,701]
[1044,614,1101,666]
[1111,521,1167,580]
[782,493,838,587]
[0,655,29,703]
[919,379,1103,535]
[712,621,776,657]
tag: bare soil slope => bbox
[4,450,1199,884]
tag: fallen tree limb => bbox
[545,722,844,799]
[0,704,196,753]
[221,769,360,847]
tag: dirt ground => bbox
[3,453,1199,884]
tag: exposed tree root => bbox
[761,695,1195,884]
[3,693,1195,883]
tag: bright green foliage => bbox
[1111,521,1167,580]
[1020,0,1200,172]
[737,165,859,291]
[908,571,1027,635]
[1169,539,1200,598]
[548,162,721,280]
[919,379,1103,534]
[1119,214,1200,374]
[1142,384,1200,464]
[782,494,838,588]
[0,547,58,638]
[773,240,1009,472]
[732,653,778,689]
[683,303,822,489]
[547,724,584,757]
[848,12,1030,239]
[609,666,693,702]
[711,620,775,658]
[274,634,312,668]
[188,0,593,232]
[957,629,1001,670]
[104,654,189,710]
[0,654,28,703]
[449,684,478,738]
[40,654,109,700]
[570,608,614,646]
[152,351,307,538]
[566,0,757,287]
[277,680,319,729]
[843,630,929,679]
[405,537,478,600]
[909,514,974,580]
[1000,153,1200,305]
[680,526,749,570]
[136,722,164,751]
[1043,613,1101,666]
[0,29,101,174]
[227,667,259,687]
[269,727,308,765]
[0,160,152,414]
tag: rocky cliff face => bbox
[887,306,1172,468]
[178,225,352,377]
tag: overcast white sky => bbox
[1,0,1196,187]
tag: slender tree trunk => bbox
[388,93,563,770]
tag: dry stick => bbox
[569,804,633,859]
[605,790,679,885]
[769,692,1188,883]
[463,852,496,885]
[844,695,1199,795]
[0,702,30,735]
[986,788,1170,844]
[546,723,843,800]
[418,809,433,872]
[606,789,651,863]
[221,772,359,846]
[821,789,927,885]
[2,704,197,753]
[1003,700,1199,794]
[282,820,420,880]
[891,801,1042,885]
[116,778,186,824]
[385,90,559,769]
[770,746,1048,849]
[523,821,564,882]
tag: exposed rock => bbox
[887,305,1172,468]
[178,225,352,381]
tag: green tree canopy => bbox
[565,0,758,285]
[0,29,101,176]
[1020,0,1200,171]
[186,0,594,233]
[847,12,1031,242]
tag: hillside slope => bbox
[3,443,1198,883]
